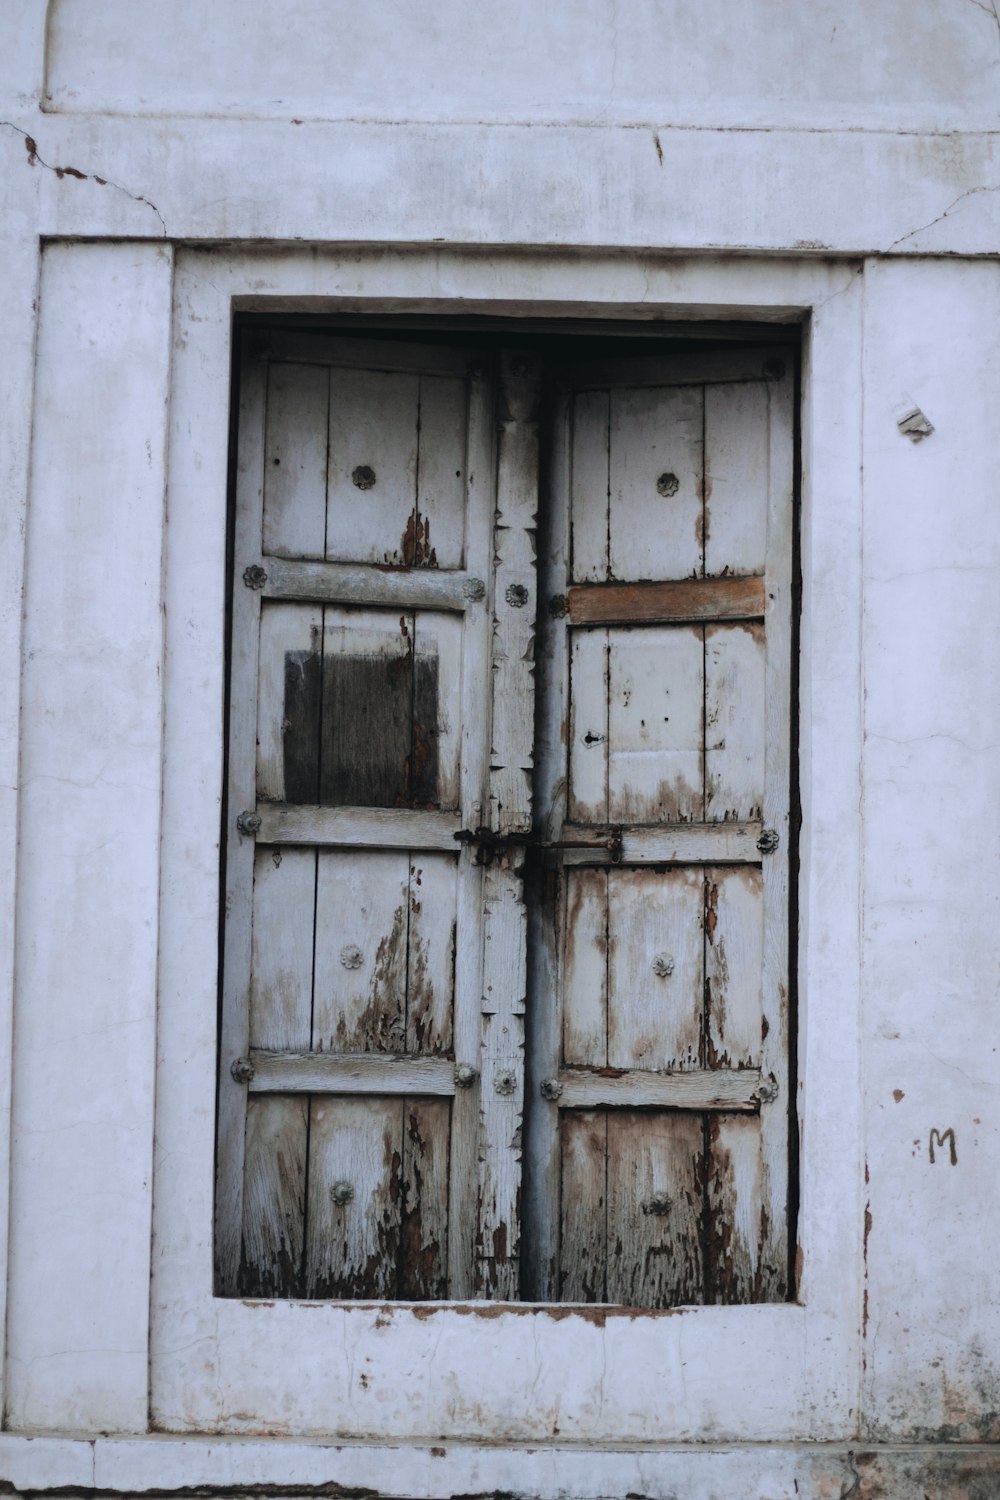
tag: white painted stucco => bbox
[1,3,1000,1496]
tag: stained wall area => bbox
[2,3,1000,1497]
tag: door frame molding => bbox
[151,247,864,1441]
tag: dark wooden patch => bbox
[282,648,440,807]
[567,574,765,626]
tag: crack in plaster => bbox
[966,0,1000,53]
[2,122,168,237]
[885,181,1000,251]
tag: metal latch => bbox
[454,825,623,867]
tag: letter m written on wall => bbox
[216,325,796,1306]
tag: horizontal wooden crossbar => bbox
[557,821,763,866]
[262,556,483,612]
[248,1051,459,1096]
[552,1067,770,1112]
[254,804,462,851]
[567,574,765,626]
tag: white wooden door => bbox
[217,332,539,1300]
[523,346,794,1306]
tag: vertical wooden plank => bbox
[240,1096,308,1297]
[414,612,463,811]
[312,850,409,1053]
[607,868,703,1071]
[523,382,573,1302]
[605,1112,704,1308]
[567,627,608,823]
[249,846,316,1050]
[558,1111,607,1303]
[242,845,313,1297]
[216,343,269,1294]
[476,352,540,1297]
[255,601,323,804]
[305,1097,403,1299]
[704,866,782,1301]
[326,367,418,565]
[447,362,494,1299]
[415,373,469,570]
[561,868,608,1067]
[705,622,766,823]
[608,384,703,583]
[320,607,414,808]
[569,389,609,582]
[703,380,769,578]
[406,854,457,1056]
[606,625,704,824]
[399,1098,451,1299]
[758,370,795,1299]
[262,362,329,559]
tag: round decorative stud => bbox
[329,1180,355,1206]
[230,1056,255,1085]
[505,582,529,608]
[242,564,268,590]
[494,1069,517,1096]
[352,464,376,490]
[236,810,261,837]
[540,1078,564,1102]
[652,953,675,978]
[340,944,363,970]
[454,1063,478,1089]
[656,472,680,498]
[462,577,486,602]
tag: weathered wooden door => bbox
[522,346,794,1306]
[218,330,794,1308]
[217,332,538,1299]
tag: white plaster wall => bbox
[0,0,998,1490]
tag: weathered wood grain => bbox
[475,352,540,1298]
[248,846,315,1051]
[561,867,608,1068]
[406,854,458,1056]
[553,1067,765,1111]
[255,601,322,804]
[607,867,704,1071]
[248,1051,457,1095]
[305,1097,402,1299]
[608,383,703,583]
[264,557,481,612]
[705,622,766,823]
[254,803,461,851]
[567,574,766,625]
[311,849,409,1054]
[606,625,704,824]
[558,1110,607,1302]
[399,1098,451,1299]
[568,388,609,582]
[703,380,769,578]
[415,374,469,571]
[326,366,419,566]
[567,626,608,823]
[240,1095,308,1298]
[560,820,763,866]
[262,361,329,560]
[606,1110,704,1308]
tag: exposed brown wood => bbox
[305,1097,402,1299]
[398,1098,451,1299]
[240,1095,308,1298]
[248,1051,458,1096]
[553,1066,766,1112]
[567,574,765,626]
[606,1110,704,1308]
[558,1111,607,1302]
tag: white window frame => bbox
[152,247,864,1441]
